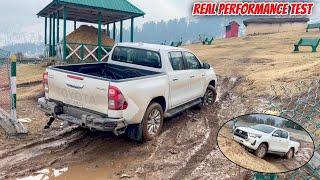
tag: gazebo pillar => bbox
[97,12,102,61]
[113,22,116,40]
[74,21,77,31]
[57,11,59,44]
[49,15,52,56]
[45,17,47,47]
[63,7,68,60]
[107,24,110,37]
[131,17,134,42]
[120,20,123,42]
[53,13,56,56]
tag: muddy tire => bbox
[255,143,267,158]
[199,85,217,108]
[142,103,164,141]
[286,148,294,159]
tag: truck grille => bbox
[234,129,248,139]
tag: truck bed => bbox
[52,63,161,80]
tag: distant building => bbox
[226,21,240,38]
[243,17,309,36]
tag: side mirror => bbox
[272,133,280,137]
[203,63,211,69]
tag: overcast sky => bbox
[0,0,191,32]
[0,0,318,33]
[0,1,319,27]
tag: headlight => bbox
[249,133,261,138]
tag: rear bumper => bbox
[38,97,127,134]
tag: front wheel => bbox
[255,143,267,158]
[201,85,217,107]
[142,103,164,141]
[286,148,294,159]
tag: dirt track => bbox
[0,76,258,180]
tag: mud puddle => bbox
[1,76,256,180]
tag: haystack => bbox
[66,25,115,46]
[64,25,114,62]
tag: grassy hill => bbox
[186,30,320,96]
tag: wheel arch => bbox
[259,142,269,151]
[290,147,295,155]
[209,80,216,88]
[149,96,166,111]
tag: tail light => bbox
[43,72,49,93]
[108,86,128,110]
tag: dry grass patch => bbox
[186,30,320,96]
[17,64,46,85]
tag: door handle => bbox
[172,78,178,81]
[190,75,195,78]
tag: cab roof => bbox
[256,124,288,132]
[115,42,187,52]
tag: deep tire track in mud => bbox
[0,127,88,179]
[170,107,219,180]
[170,77,243,180]
[0,76,246,180]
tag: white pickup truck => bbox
[38,43,217,141]
[233,124,300,159]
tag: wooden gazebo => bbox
[37,0,145,61]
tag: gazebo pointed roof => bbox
[37,0,145,24]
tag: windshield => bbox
[111,46,162,68]
[250,124,275,134]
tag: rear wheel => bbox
[255,143,267,158]
[142,103,164,141]
[286,148,294,159]
[200,85,217,107]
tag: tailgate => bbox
[47,68,109,115]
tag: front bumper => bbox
[233,135,259,150]
[38,97,127,135]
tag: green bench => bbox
[294,38,320,52]
[202,37,214,45]
[306,23,320,32]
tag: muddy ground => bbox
[0,30,319,179]
[0,76,259,180]
[217,126,314,173]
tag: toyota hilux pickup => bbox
[38,42,217,141]
[233,124,300,158]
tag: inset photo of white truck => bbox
[217,113,315,173]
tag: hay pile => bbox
[66,25,115,46]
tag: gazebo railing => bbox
[45,42,113,62]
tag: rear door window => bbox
[281,131,289,139]
[169,51,185,70]
[112,46,161,68]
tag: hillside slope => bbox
[186,30,320,96]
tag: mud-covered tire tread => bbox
[255,143,267,158]
[199,85,217,108]
[286,148,294,159]
[142,103,164,141]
